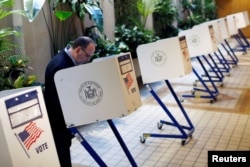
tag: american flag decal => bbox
[124,73,134,89]
[18,122,43,150]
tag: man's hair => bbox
[71,36,94,49]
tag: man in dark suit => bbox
[44,36,95,167]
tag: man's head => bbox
[70,36,96,64]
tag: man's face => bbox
[76,43,95,64]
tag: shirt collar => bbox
[64,46,77,66]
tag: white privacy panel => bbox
[217,17,231,40]
[136,36,192,84]
[226,14,238,35]
[54,53,142,127]
[179,24,217,57]
[203,20,223,44]
[0,86,59,167]
[232,11,250,29]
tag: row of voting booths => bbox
[136,10,250,144]
[0,10,249,166]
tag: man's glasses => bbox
[81,47,92,58]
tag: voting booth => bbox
[136,37,194,145]
[229,11,250,50]
[137,36,192,84]
[178,24,217,57]
[178,24,221,102]
[226,14,238,36]
[54,52,142,127]
[217,18,231,40]
[226,13,249,54]
[233,11,250,29]
[0,86,60,167]
[205,20,223,44]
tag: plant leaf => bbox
[0,9,25,19]
[23,0,45,22]
[13,75,25,88]
[54,10,73,21]
[26,75,37,85]
[85,4,103,32]
[0,0,14,8]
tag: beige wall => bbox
[11,1,51,83]
[101,0,115,41]
[22,14,51,83]
[216,0,250,37]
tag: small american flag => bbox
[18,122,43,150]
[124,73,134,89]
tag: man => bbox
[44,36,95,166]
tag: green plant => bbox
[177,0,217,30]
[0,55,37,90]
[204,0,217,20]
[178,14,204,30]
[114,0,137,26]
[114,0,160,59]
[115,25,159,59]
[85,26,123,59]
[135,0,161,29]
[153,0,179,38]
[178,0,201,29]
[42,0,104,56]
[0,0,37,90]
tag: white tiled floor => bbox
[70,42,250,167]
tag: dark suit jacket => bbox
[44,50,74,133]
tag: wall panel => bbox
[216,0,250,37]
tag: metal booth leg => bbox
[182,56,219,103]
[223,39,239,65]
[214,49,231,74]
[200,54,224,86]
[69,127,108,167]
[70,121,138,167]
[238,29,250,48]
[107,119,138,167]
[140,81,194,145]
[233,34,247,53]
